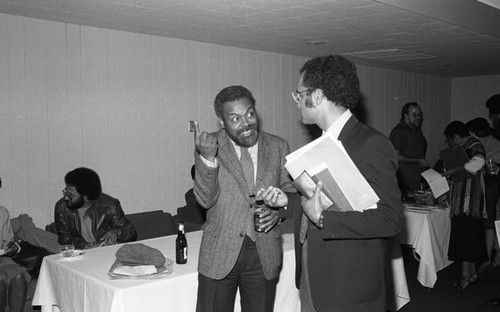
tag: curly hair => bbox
[486,93,500,115]
[466,117,492,137]
[444,121,469,139]
[401,102,420,119]
[299,55,361,109]
[214,85,256,119]
[64,167,102,200]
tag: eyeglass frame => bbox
[62,189,76,200]
[292,89,311,104]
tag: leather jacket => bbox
[54,193,137,249]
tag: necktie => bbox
[240,147,255,191]
[240,147,256,241]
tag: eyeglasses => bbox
[409,113,424,119]
[292,89,310,104]
[62,189,74,200]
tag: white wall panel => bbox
[451,75,500,122]
[0,13,454,228]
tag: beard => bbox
[66,196,85,210]
[228,122,260,148]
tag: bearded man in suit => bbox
[289,55,402,312]
[193,85,295,312]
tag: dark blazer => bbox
[294,115,403,312]
[194,130,295,280]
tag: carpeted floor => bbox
[399,246,500,312]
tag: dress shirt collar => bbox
[324,109,352,138]
[231,140,258,166]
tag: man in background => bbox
[175,165,206,232]
[389,102,428,195]
[292,55,402,311]
[486,93,500,139]
[55,167,137,249]
[193,85,295,312]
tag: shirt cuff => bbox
[14,241,21,255]
[200,155,218,168]
[317,212,324,229]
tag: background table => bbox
[399,207,453,288]
[33,231,300,312]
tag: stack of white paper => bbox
[286,133,379,212]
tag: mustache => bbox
[237,124,257,135]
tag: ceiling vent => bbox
[343,49,435,62]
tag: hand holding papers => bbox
[420,169,449,199]
[439,145,470,182]
[293,170,333,210]
[286,133,379,212]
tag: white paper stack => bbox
[286,133,379,212]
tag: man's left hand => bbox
[4,241,19,257]
[301,181,324,225]
[258,208,280,233]
[256,186,288,208]
[101,229,119,246]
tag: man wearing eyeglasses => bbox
[389,102,429,195]
[193,85,296,312]
[55,167,137,249]
[288,55,402,312]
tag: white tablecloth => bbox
[32,231,299,312]
[399,207,453,288]
[33,231,410,311]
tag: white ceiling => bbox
[1,0,499,77]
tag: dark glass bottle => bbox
[176,221,187,264]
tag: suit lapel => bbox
[256,133,269,191]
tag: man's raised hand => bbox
[194,121,218,162]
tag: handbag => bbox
[11,240,49,278]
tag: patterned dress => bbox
[448,136,488,263]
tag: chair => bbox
[46,210,176,242]
[45,222,57,234]
[126,210,176,241]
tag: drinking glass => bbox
[486,158,499,176]
[59,244,75,257]
[253,199,266,233]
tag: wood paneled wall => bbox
[358,66,450,170]
[0,13,451,227]
[451,75,500,122]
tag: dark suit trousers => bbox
[196,235,278,312]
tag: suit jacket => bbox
[194,130,295,280]
[293,115,402,312]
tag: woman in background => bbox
[466,117,500,272]
[0,177,29,312]
[439,121,488,290]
